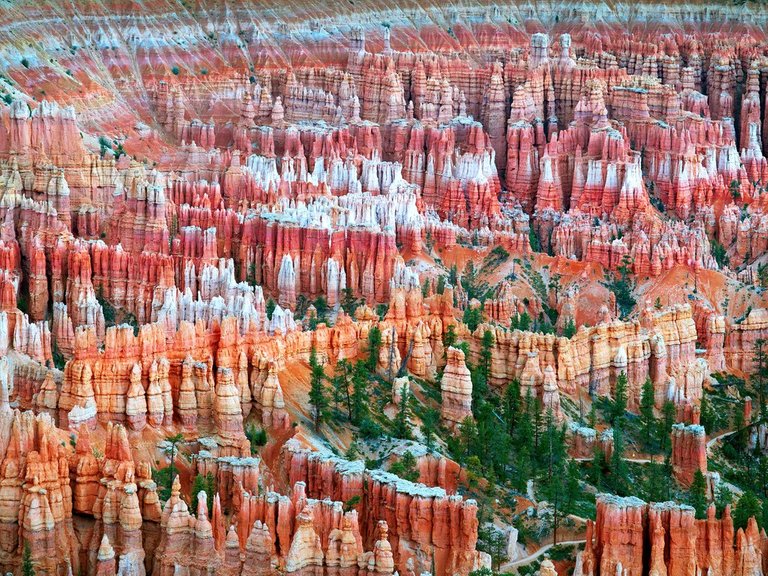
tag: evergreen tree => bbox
[502,379,522,436]
[463,307,482,332]
[436,275,446,295]
[340,288,361,316]
[609,424,629,496]
[639,377,657,449]
[733,400,748,453]
[448,264,458,286]
[421,408,439,452]
[457,416,479,464]
[471,369,488,417]
[367,326,382,372]
[588,403,597,429]
[538,410,567,544]
[511,311,531,331]
[393,381,412,439]
[700,394,717,434]
[245,423,267,453]
[755,454,768,501]
[313,296,329,321]
[590,444,605,488]
[443,324,457,353]
[332,359,353,419]
[191,472,216,512]
[612,372,628,423]
[753,339,767,420]
[164,433,184,486]
[562,318,577,338]
[477,527,508,574]
[308,347,329,429]
[513,388,537,481]
[659,401,676,453]
[564,459,581,515]
[266,298,276,320]
[644,458,668,502]
[350,361,369,424]
[662,454,674,500]
[715,484,734,518]
[688,469,708,519]
[479,330,494,380]
[733,491,763,531]
[22,541,34,576]
[515,443,533,491]
[390,451,419,482]
[474,401,510,478]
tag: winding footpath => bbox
[502,539,587,570]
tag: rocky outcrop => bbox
[440,347,473,429]
[582,496,766,576]
[281,440,482,576]
[671,423,707,488]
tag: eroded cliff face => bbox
[579,495,767,576]
[0,1,768,575]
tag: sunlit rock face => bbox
[2,1,768,575]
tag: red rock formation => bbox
[281,440,481,576]
[671,423,707,487]
[440,347,472,429]
[582,496,765,576]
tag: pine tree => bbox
[733,400,747,452]
[390,450,419,482]
[562,318,576,338]
[752,339,767,420]
[393,381,412,439]
[733,491,763,531]
[513,388,537,481]
[313,296,328,320]
[448,264,458,286]
[644,458,668,502]
[22,541,34,576]
[443,324,457,354]
[700,394,717,434]
[471,369,488,417]
[662,454,674,500]
[463,307,482,332]
[421,408,439,452]
[332,359,353,419]
[539,410,567,544]
[659,401,676,453]
[479,329,494,380]
[612,372,628,423]
[564,459,581,515]
[715,484,734,518]
[609,424,629,496]
[512,311,531,331]
[588,402,597,429]
[590,444,605,488]
[367,326,382,372]
[688,470,708,519]
[164,432,184,486]
[436,275,446,295]
[191,473,206,511]
[351,361,369,424]
[191,472,216,512]
[457,416,479,464]
[502,379,522,436]
[639,377,657,449]
[308,347,329,429]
